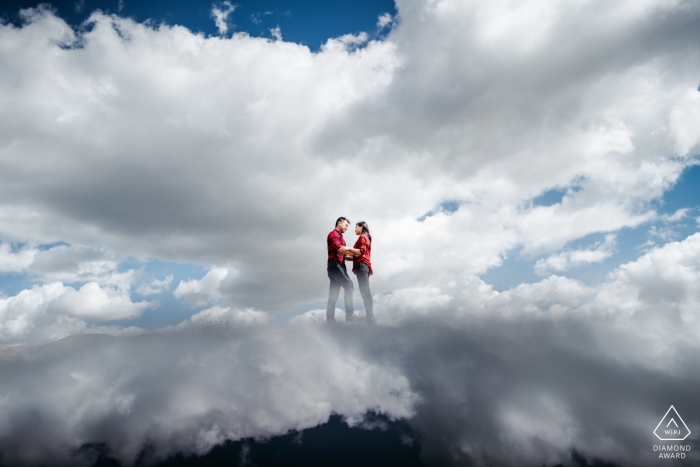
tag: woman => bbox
[345,221,374,324]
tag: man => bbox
[326,217,355,322]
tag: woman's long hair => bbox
[356,221,371,242]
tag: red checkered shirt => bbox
[352,234,373,275]
[327,228,346,266]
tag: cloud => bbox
[534,234,617,274]
[0,242,159,323]
[250,11,273,25]
[661,208,690,223]
[174,267,228,307]
[211,1,236,35]
[0,257,158,343]
[1,3,700,463]
[0,0,695,316]
[0,282,145,345]
[670,87,700,156]
[46,281,156,321]
[0,243,36,273]
[0,6,401,310]
[4,233,700,465]
[594,232,700,335]
[135,274,173,296]
[377,13,393,29]
[27,244,120,284]
[1,0,692,314]
[0,283,74,344]
[186,305,266,325]
[269,26,282,41]
[0,327,416,466]
[163,305,269,332]
[0,0,697,342]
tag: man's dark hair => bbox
[335,217,349,227]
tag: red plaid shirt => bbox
[352,234,373,275]
[327,228,346,266]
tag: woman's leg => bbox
[357,263,374,322]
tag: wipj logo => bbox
[653,406,691,441]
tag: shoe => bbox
[346,314,365,323]
[366,317,375,325]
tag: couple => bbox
[326,217,374,324]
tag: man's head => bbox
[335,217,349,233]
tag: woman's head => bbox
[355,221,371,239]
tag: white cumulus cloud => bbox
[46,281,156,321]
[174,267,229,307]
[535,234,617,274]
[0,243,36,273]
[211,1,236,35]
[136,274,173,296]
[0,3,700,463]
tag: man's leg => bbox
[326,268,341,322]
[328,263,354,321]
[357,263,373,322]
[338,265,354,321]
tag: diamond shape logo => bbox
[653,406,691,441]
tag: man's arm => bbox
[345,236,367,257]
[330,232,347,254]
[342,248,360,261]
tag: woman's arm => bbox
[344,247,361,256]
[340,246,360,260]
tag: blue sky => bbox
[1,0,397,50]
[2,1,700,464]
[0,0,698,334]
[483,164,700,290]
[0,0,399,330]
